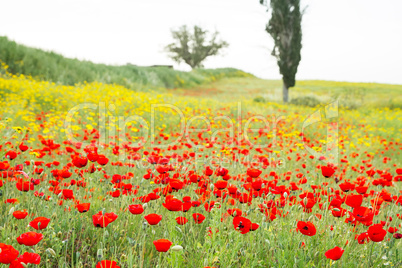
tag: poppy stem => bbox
[368,242,374,267]
[157,251,162,267]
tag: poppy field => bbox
[0,66,401,268]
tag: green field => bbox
[0,39,401,268]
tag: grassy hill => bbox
[0,36,251,90]
[1,36,401,109]
[172,77,402,109]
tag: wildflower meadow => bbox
[0,59,401,268]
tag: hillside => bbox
[0,36,251,90]
[1,36,401,109]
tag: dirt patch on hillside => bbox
[170,87,223,97]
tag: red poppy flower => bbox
[300,198,316,212]
[297,221,317,236]
[325,246,344,260]
[238,193,253,204]
[162,199,183,211]
[227,208,242,217]
[204,166,213,176]
[0,243,19,264]
[331,208,347,218]
[15,252,41,265]
[5,199,19,204]
[16,232,44,246]
[76,203,91,213]
[175,217,188,225]
[128,204,144,215]
[59,169,72,178]
[147,156,169,165]
[16,179,34,192]
[153,239,172,252]
[29,217,50,230]
[355,186,368,194]
[247,168,262,178]
[250,223,260,231]
[13,210,28,219]
[92,212,118,228]
[393,233,402,239]
[192,213,206,224]
[19,143,29,152]
[368,224,387,242]
[5,151,18,160]
[97,155,109,166]
[62,189,74,199]
[204,201,217,212]
[232,216,252,234]
[339,182,354,192]
[169,179,184,190]
[214,180,228,190]
[388,227,398,233]
[191,201,201,207]
[72,156,88,168]
[356,232,370,244]
[87,152,99,162]
[345,194,363,208]
[352,206,374,224]
[110,190,120,198]
[215,167,228,177]
[96,260,120,268]
[144,214,162,225]
[321,165,335,178]
[182,202,192,212]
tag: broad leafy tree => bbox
[165,25,228,69]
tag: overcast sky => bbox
[1,0,401,84]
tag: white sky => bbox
[1,0,402,84]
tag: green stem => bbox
[158,252,162,268]
[368,242,375,267]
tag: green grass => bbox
[173,77,402,109]
[0,36,251,90]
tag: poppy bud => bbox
[8,207,15,215]
[97,249,103,260]
[171,245,183,252]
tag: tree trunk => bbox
[282,82,289,103]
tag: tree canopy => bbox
[262,0,304,102]
[165,25,229,69]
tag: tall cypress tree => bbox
[261,0,303,103]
